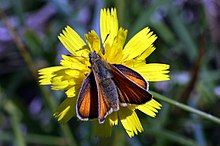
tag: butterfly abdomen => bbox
[100,79,119,111]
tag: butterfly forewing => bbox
[76,72,98,120]
[98,93,110,123]
[96,79,114,123]
[113,64,149,90]
[110,64,152,106]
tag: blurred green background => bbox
[0,0,220,146]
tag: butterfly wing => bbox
[76,72,98,120]
[113,64,149,90]
[110,64,152,106]
[92,70,116,124]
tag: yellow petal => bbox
[60,55,90,72]
[93,118,112,137]
[150,99,162,107]
[64,69,81,78]
[45,67,85,91]
[119,107,143,137]
[38,66,68,85]
[123,27,157,61]
[134,63,169,71]
[84,30,101,53]
[51,76,69,90]
[58,26,89,56]
[135,46,156,61]
[103,28,127,63]
[100,8,118,47]
[137,99,162,117]
[53,97,77,123]
[38,66,66,75]
[65,86,77,98]
[48,70,72,89]
[108,112,118,126]
[131,63,170,82]
[65,75,84,98]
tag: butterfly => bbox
[76,51,152,124]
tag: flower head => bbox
[39,8,169,137]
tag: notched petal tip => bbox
[123,27,157,61]
[38,66,68,85]
[84,30,101,53]
[137,99,162,118]
[58,26,88,56]
[100,7,118,47]
[119,107,143,137]
[101,7,117,15]
[109,112,119,126]
[133,63,170,82]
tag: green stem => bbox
[4,101,26,146]
[151,91,220,124]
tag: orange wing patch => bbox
[93,71,113,124]
[98,91,111,123]
[76,72,98,120]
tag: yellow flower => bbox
[38,8,169,137]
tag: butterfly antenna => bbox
[73,46,90,59]
[66,47,89,64]
[100,33,110,55]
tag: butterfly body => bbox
[76,51,152,124]
[89,52,119,116]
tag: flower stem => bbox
[4,100,26,146]
[151,91,220,124]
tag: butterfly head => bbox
[89,51,101,64]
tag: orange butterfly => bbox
[76,51,152,124]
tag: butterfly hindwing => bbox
[110,64,152,106]
[76,72,98,120]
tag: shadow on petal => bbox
[53,97,77,123]
[118,107,143,137]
